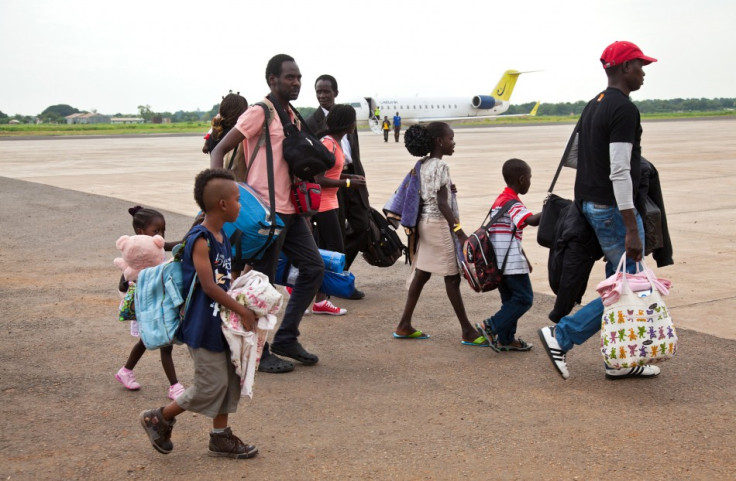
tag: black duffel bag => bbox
[269,95,335,180]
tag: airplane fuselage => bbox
[357,97,510,124]
[340,70,529,133]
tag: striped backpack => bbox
[461,200,517,293]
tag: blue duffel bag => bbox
[275,254,355,299]
[223,182,284,263]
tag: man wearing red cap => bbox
[539,41,661,380]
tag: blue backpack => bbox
[134,243,198,349]
[223,102,285,263]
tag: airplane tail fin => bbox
[492,70,522,101]
[530,101,540,116]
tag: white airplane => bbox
[345,70,538,134]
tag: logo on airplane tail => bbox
[496,83,507,97]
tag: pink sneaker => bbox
[168,382,186,400]
[115,367,141,390]
[311,300,347,316]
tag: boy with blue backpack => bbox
[140,168,259,459]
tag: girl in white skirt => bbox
[393,123,486,345]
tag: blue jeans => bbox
[555,202,644,352]
[486,273,533,345]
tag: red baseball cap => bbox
[600,41,657,69]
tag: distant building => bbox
[110,117,145,124]
[8,119,20,124]
[65,112,110,124]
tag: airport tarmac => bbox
[2,119,736,479]
[1,118,734,339]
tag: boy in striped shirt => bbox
[479,158,540,351]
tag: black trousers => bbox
[251,214,324,354]
[313,208,345,254]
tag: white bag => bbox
[600,254,677,369]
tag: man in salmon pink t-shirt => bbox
[211,54,324,375]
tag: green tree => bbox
[137,104,154,122]
[206,103,219,121]
[40,104,80,123]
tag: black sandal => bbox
[257,354,294,373]
[492,338,533,352]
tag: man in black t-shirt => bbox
[539,41,662,381]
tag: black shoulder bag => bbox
[536,117,581,248]
[267,94,335,180]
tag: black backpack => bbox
[268,95,335,180]
[362,208,406,268]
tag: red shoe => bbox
[311,300,347,316]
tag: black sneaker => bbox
[270,342,319,365]
[332,288,365,300]
[208,428,258,459]
[139,407,175,454]
[257,353,294,373]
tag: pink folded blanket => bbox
[596,270,671,306]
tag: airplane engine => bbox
[471,95,496,110]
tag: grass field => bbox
[0,121,210,137]
[1,111,733,137]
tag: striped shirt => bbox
[487,187,533,275]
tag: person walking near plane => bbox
[393,112,401,143]
[538,40,662,380]
[382,116,391,142]
[373,106,380,121]
[309,104,365,314]
[393,123,481,345]
[211,54,323,374]
[306,74,371,299]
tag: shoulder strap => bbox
[289,102,317,136]
[225,143,238,171]
[267,94,294,128]
[245,133,265,182]
[253,102,279,259]
[486,200,519,273]
[547,101,594,194]
[482,199,518,228]
[547,117,581,194]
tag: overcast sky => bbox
[1,0,734,116]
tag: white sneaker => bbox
[311,300,347,316]
[538,326,569,380]
[605,365,661,380]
